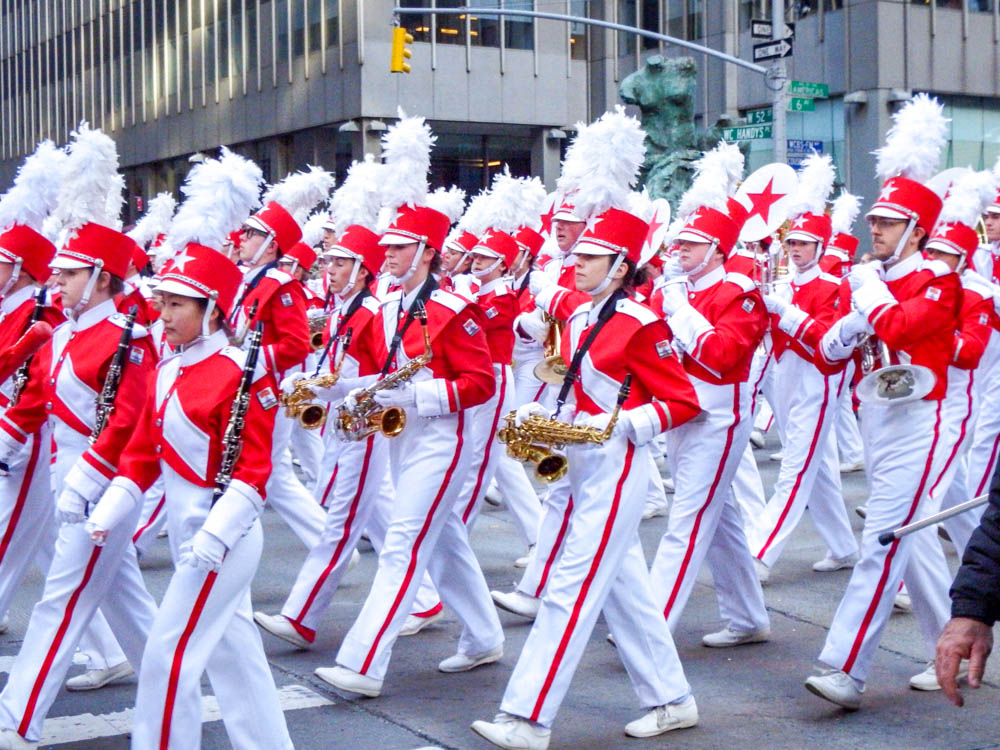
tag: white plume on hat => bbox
[830,191,862,236]
[678,141,745,219]
[555,106,646,220]
[165,147,264,254]
[875,93,950,183]
[517,177,548,230]
[788,152,835,218]
[0,140,67,232]
[301,212,328,249]
[49,122,122,237]
[627,188,655,222]
[105,172,126,230]
[453,189,493,239]
[426,186,467,223]
[380,108,435,211]
[937,169,999,228]
[330,154,384,236]
[480,168,540,234]
[264,165,335,224]
[127,192,177,248]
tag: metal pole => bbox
[878,494,989,546]
[770,0,787,164]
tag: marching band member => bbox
[473,109,702,749]
[0,124,159,750]
[85,150,293,749]
[806,94,959,709]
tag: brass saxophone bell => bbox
[310,330,325,351]
[298,403,328,430]
[533,355,570,385]
[373,406,407,437]
[535,453,568,482]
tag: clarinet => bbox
[89,305,140,445]
[9,287,46,407]
[214,321,264,503]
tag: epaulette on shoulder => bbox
[109,313,149,339]
[724,272,756,293]
[919,258,953,278]
[430,288,469,314]
[218,345,269,382]
[265,268,295,286]
[615,297,658,325]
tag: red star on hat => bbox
[744,177,784,225]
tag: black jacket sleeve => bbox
[950,462,1000,624]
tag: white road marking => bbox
[37,684,332,746]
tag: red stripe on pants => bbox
[841,400,943,674]
[974,427,1000,496]
[360,412,466,675]
[534,495,574,599]
[462,367,508,523]
[133,496,166,545]
[0,436,41,564]
[159,571,218,750]
[530,441,636,722]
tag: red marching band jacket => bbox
[952,270,995,371]
[0,285,64,410]
[230,266,311,379]
[317,292,381,378]
[769,266,851,376]
[475,277,518,366]
[970,244,1000,334]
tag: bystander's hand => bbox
[935,616,993,706]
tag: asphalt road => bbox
[1,432,997,750]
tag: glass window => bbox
[641,0,659,49]
[570,0,587,59]
[618,0,637,57]
[739,0,770,30]
[399,0,430,43]
[470,1,500,47]
[438,0,467,45]
[504,0,534,51]
[968,0,994,10]
[306,0,320,52]
[938,96,1000,170]
[292,0,305,56]
[325,0,339,46]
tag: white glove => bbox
[839,311,871,346]
[572,411,629,448]
[661,279,689,317]
[661,255,686,281]
[372,382,416,409]
[279,371,310,397]
[178,529,228,572]
[515,401,551,426]
[516,308,549,344]
[848,261,883,291]
[762,294,789,316]
[343,386,366,412]
[56,487,88,525]
[528,269,555,297]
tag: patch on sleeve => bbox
[484,306,498,319]
[280,293,293,307]
[128,346,144,365]
[462,318,481,336]
[257,386,278,410]
[981,313,990,326]
[741,298,756,314]
[655,340,674,359]
[924,287,941,302]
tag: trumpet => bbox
[533,313,570,385]
[308,313,331,351]
[281,329,353,429]
[497,375,631,482]
[336,304,432,441]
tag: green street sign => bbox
[744,108,773,125]
[788,80,828,98]
[722,124,773,141]
[787,96,816,112]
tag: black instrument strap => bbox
[381,277,438,376]
[315,289,370,373]
[554,289,626,417]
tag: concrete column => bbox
[530,128,563,190]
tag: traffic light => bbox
[390,26,413,73]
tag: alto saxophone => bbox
[336,304,432,441]
[497,375,632,482]
[281,329,353,430]
[308,312,331,350]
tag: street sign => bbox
[786,139,823,166]
[751,19,794,39]
[723,125,773,142]
[753,39,793,63]
[788,80,829,98]
[787,97,815,112]
[744,107,773,125]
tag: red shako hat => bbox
[471,229,520,268]
[572,207,649,264]
[379,204,451,252]
[155,244,243,317]
[51,223,134,279]
[0,225,56,283]
[245,201,303,254]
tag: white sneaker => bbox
[399,608,445,636]
[804,668,863,710]
[513,545,536,569]
[642,503,668,520]
[254,612,311,649]
[769,450,784,462]
[0,615,8,634]
[491,590,540,619]
[702,625,770,648]
[484,483,504,507]
[855,504,867,519]
[663,476,675,493]
[438,644,503,673]
[65,661,134,691]
[0,729,36,749]
[314,665,382,697]
[812,553,858,573]
[754,558,770,584]
[624,695,699,737]
[749,429,766,449]
[909,660,968,691]
[839,459,865,473]
[893,591,913,613]
[348,548,361,571]
[471,713,551,750]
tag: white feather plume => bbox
[165,146,264,254]
[127,192,177,248]
[555,106,646,220]
[830,191,862,236]
[331,154,384,235]
[0,140,67,232]
[678,141,745,219]
[380,108,435,211]
[875,93,949,183]
[106,172,126,230]
[49,122,122,235]
[263,165,335,224]
[517,177,548,230]
[425,186,467,223]
[479,169,536,234]
[938,169,999,228]
[787,152,835,218]
[455,189,493,237]
[301,211,327,248]
[627,189,654,222]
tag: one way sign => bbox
[753,39,793,62]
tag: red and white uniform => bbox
[120,274,158,325]
[820,246,852,279]
[817,253,960,682]
[500,293,701,727]
[0,299,159,743]
[750,266,857,568]
[648,267,771,633]
[965,242,1000,498]
[333,285,503,681]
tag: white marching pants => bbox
[749,347,776,436]
[649,381,769,634]
[266,413,327,548]
[966,333,1000,497]
[515,477,572,600]
[834,361,864,466]
[132,477,167,556]
[289,419,324,487]
[500,436,690,728]
[132,520,292,750]
[818,397,953,682]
